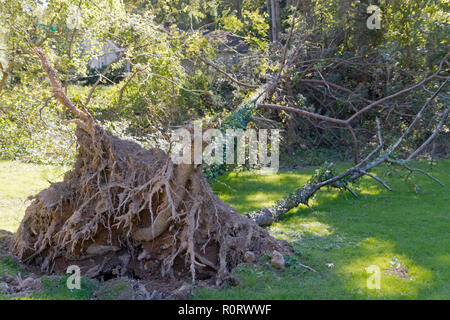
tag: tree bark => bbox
[270,0,281,43]
[0,61,13,95]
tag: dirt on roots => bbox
[10,124,291,294]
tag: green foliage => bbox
[203,98,257,181]
[220,7,269,50]
[0,0,447,165]
[0,255,22,278]
[0,84,76,165]
[308,162,336,184]
[220,99,256,130]
[32,275,98,300]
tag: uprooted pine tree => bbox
[11,48,292,287]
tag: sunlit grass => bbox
[0,160,448,299]
[211,170,311,212]
[0,161,68,232]
[196,160,450,299]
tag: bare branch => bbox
[85,52,125,107]
[376,117,384,150]
[346,53,449,123]
[33,47,94,130]
[388,158,445,187]
[195,55,259,89]
[277,0,300,77]
[300,79,373,105]
[407,107,449,160]
[256,103,347,125]
[298,262,317,272]
[249,75,448,226]
[386,76,449,155]
[359,169,392,191]
[117,68,140,112]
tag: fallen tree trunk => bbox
[197,51,448,227]
[11,48,292,287]
[249,77,449,226]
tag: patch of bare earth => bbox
[383,267,411,279]
[0,230,12,255]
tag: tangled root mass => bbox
[12,123,291,285]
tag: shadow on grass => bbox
[196,161,449,299]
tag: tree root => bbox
[11,49,292,285]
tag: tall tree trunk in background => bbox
[0,62,13,95]
[270,0,281,43]
[267,0,272,42]
[233,0,241,17]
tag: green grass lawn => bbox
[0,161,68,232]
[0,160,449,299]
[195,160,450,299]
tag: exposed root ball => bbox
[11,124,291,285]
